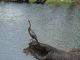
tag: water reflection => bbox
[0,3,80,60]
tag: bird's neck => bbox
[28,27,31,31]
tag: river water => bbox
[0,2,80,60]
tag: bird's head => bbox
[28,20,31,27]
[28,20,30,24]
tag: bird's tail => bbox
[35,38,40,45]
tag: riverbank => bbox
[45,0,72,4]
[28,0,72,4]
[0,0,72,4]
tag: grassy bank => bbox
[29,0,72,4]
[46,0,72,4]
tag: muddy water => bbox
[0,2,80,60]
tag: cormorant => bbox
[28,20,40,45]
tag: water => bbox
[0,2,80,60]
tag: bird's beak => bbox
[28,20,30,23]
[28,20,31,27]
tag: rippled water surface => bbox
[0,2,80,60]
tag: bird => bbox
[28,20,40,45]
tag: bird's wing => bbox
[30,30,37,38]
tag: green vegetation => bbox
[46,0,72,4]
[29,0,35,3]
[29,0,73,4]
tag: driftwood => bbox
[23,40,80,60]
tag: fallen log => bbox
[23,40,80,60]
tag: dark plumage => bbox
[28,20,40,44]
